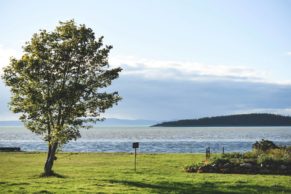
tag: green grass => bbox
[0,152,290,193]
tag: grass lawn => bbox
[0,152,290,193]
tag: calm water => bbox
[0,126,290,153]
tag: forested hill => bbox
[152,113,291,127]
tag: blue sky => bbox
[0,0,291,121]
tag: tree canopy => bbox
[2,20,122,175]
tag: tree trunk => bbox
[44,142,58,176]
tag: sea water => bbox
[0,126,290,153]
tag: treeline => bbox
[152,113,291,127]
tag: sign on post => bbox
[206,147,211,160]
[132,142,139,172]
[132,142,139,149]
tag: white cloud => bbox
[0,45,20,75]
[287,52,291,56]
[110,56,289,84]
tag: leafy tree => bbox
[2,20,122,176]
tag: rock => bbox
[210,164,217,171]
[280,165,287,170]
[223,163,231,168]
[233,167,243,174]
[197,165,216,173]
[197,166,204,173]
[185,166,196,173]
[220,168,232,173]
[260,169,271,174]
[240,163,252,168]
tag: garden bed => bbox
[185,140,291,175]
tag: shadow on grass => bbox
[39,171,66,178]
[108,179,291,194]
[0,182,30,186]
[108,180,226,194]
[32,190,54,194]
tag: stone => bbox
[260,169,271,174]
[240,163,252,168]
[280,165,287,170]
[223,163,231,168]
[197,166,204,173]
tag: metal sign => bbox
[132,142,139,172]
[132,142,139,148]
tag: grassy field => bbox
[0,152,290,193]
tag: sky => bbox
[0,0,291,121]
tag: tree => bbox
[1,20,122,176]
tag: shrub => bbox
[257,154,274,165]
[211,158,230,166]
[243,151,259,159]
[252,139,279,152]
[268,149,287,159]
[222,152,243,159]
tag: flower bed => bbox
[185,140,291,175]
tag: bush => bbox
[243,151,259,159]
[257,154,276,166]
[252,139,279,152]
[222,152,243,159]
[211,158,230,167]
[268,148,290,161]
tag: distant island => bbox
[152,113,291,127]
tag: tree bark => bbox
[44,142,58,176]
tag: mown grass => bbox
[0,152,290,193]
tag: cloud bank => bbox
[104,75,291,120]
[110,56,288,85]
[0,53,291,121]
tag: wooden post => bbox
[222,146,224,155]
[205,147,210,160]
[132,142,139,172]
[206,147,211,160]
[205,147,208,160]
[134,147,137,172]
